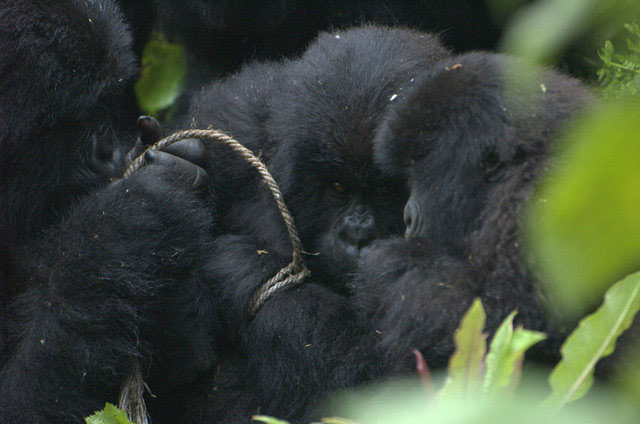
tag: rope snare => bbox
[124,129,311,314]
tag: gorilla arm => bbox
[0,161,216,423]
[200,234,380,422]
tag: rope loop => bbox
[124,129,310,313]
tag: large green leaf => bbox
[332,378,639,424]
[483,311,546,397]
[85,404,134,424]
[440,299,487,400]
[544,271,640,408]
[135,34,187,115]
[525,99,640,315]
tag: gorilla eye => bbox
[330,182,347,193]
[377,185,393,196]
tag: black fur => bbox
[173,27,451,423]
[0,1,215,422]
[354,52,593,372]
[0,1,595,421]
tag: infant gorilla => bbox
[356,52,592,371]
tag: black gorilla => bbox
[0,1,217,422]
[170,27,450,423]
[0,1,594,423]
[354,52,593,372]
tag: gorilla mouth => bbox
[317,232,363,275]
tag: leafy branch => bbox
[597,22,640,97]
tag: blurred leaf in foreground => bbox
[333,380,638,424]
[252,415,290,424]
[483,311,546,397]
[544,271,640,409]
[135,33,187,116]
[525,99,640,316]
[439,299,486,401]
[85,404,133,424]
[501,0,640,64]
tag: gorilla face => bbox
[374,53,519,256]
[265,27,449,281]
[313,150,408,277]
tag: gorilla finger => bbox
[137,116,163,146]
[125,139,148,166]
[144,150,209,189]
[164,138,207,167]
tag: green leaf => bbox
[483,311,546,397]
[321,417,360,424]
[332,378,640,424]
[603,39,615,59]
[135,33,187,115]
[544,271,640,408]
[252,416,290,424]
[440,299,487,400]
[85,404,134,424]
[525,100,640,316]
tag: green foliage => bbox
[335,387,638,424]
[85,404,134,424]
[501,0,640,64]
[440,300,546,402]
[252,415,291,424]
[483,311,546,397]
[439,299,487,400]
[330,301,639,424]
[597,22,640,98]
[525,99,640,316]
[544,271,640,408]
[135,33,187,116]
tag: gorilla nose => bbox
[339,213,376,249]
[403,198,422,240]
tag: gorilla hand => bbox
[126,116,209,190]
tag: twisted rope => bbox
[124,129,310,314]
[118,361,149,424]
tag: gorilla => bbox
[0,5,451,420]
[354,52,593,372]
[0,2,595,423]
[168,26,451,423]
[0,1,217,422]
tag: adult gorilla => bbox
[171,26,450,423]
[354,52,593,372]
[0,1,215,422]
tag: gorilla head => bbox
[266,26,450,279]
[0,0,137,247]
[374,52,591,257]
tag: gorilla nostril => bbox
[339,212,377,250]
